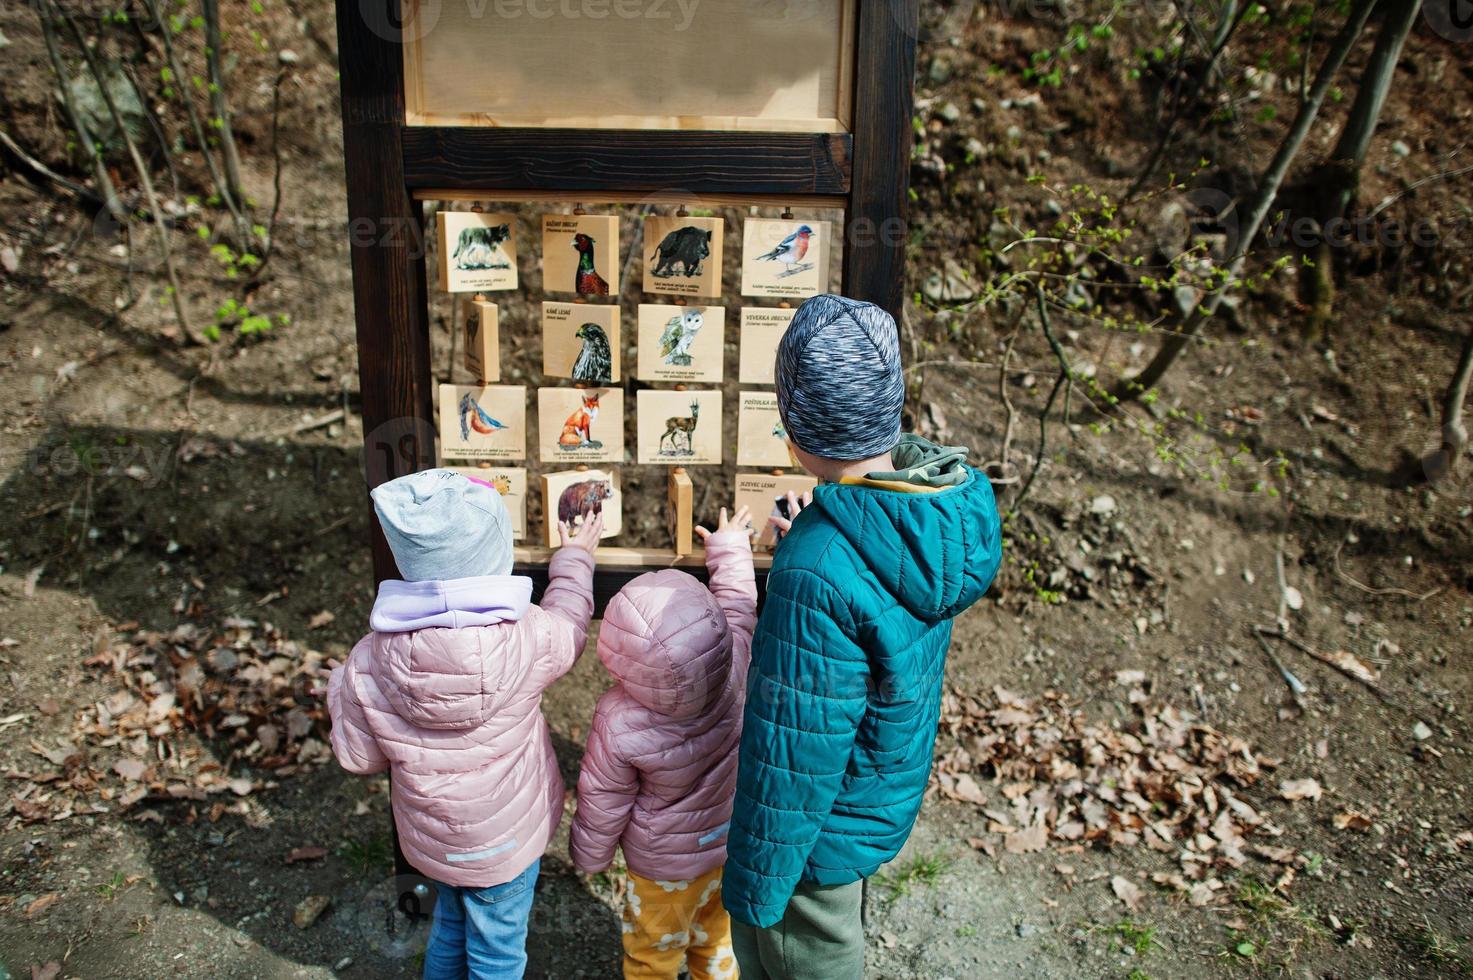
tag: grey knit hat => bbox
[775,294,904,461]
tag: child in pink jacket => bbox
[328,469,602,980]
[570,507,757,980]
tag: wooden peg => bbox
[470,203,483,213]
[777,300,791,309]
[575,463,589,472]
[674,296,688,307]
[669,468,694,556]
[573,203,587,216]
[676,205,690,218]
[771,468,785,477]
[781,207,794,220]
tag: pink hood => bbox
[570,532,757,881]
[328,549,594,888]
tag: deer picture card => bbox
[438,384,526,462]
[733,473,819,552]
[536,387,625,464]
[642,215,724,298]
[740,218,831,299]
[541,213,619,298]
[636,389,723,465]
[542,302,620,384]
[737,390,796,468]
[738,306,797,384]
[443,466,527,541]
[540,468,622,548]
[437,211,519,293]
[462,297,500,383]
[636,304,725,383]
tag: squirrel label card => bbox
[642,215,724,298]
[438,384,526,462]
[738,306,797,385]
[636,389,723,465]
[540,468,621,548]
[741,219,831,299]
[437,211,518,293]
[636,304,725,384]
[536,387,625,465]
[736,391,796,468]
[542,303,620,384]
[462,298,500,384]
[734,473,819,552]
[444,466,527,541]
[541,213,619,298]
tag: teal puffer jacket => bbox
[724,460,1002,928]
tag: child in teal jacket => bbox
[724,294,1003,979]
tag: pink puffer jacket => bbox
[570,532,757,881]
[327,549,594,888]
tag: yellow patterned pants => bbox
[621,867,737,979]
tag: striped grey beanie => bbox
[775,294,904,461]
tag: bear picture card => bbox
[541,213,619,298]
[540,468,622,547]
[536,387,625,465]
[636,304,725,384]
[438,384,526,462]
[542,302,620,384]
[437,211,518,293]
[642,215,723,298]
[741,218,831,299]
[738,306,797,385]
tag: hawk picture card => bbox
[438,384,526,463]
[541,213,619,298]
[733,473,819,552]
[536,387,625,465]
[443,466,527,541]
[437,211,518,293]
[642,215,724,298]
[736,390,795,468]
[741,218,831,299]
[541,468,622,548]
[636,304,725,384]
[636,389,723,466]
[462,297,500,384]
[738,306,797,385]
[542,302,620,384]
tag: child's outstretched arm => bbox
[696,506,759,682]
[569,706,637,874]
[327,644,389,775]
[531,515,602,686]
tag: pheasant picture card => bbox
[542,302,620,384]
[438,384,526,462]
[462,297,500,384]
[444,466,527,541]
[741,218,831,299]
[636,389,723,466]
[738,306,797,384]
[737,391,796,468]
[636,304,725,383]
[536,387,624,465]
[541,213,619,298]
[437,211,519,293]
[540,468,622,548]
[733,473,819,552]
[642,215,724,298]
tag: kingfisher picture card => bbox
[438,384,526,462]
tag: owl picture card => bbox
[542,213,619,298]
[643,215,724,298]
[536,387,625,465]
[738,306,797,385]
[737,391,796,468]
[741,218,831,299]
[636,389,723,466]
[437,211,518,293]
[636,304,725,383]
[443,466,527,541]
[438,384,526,462]
[543,302,620,384]
[540,468,622,548]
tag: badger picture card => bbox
[443,466,527,541]
[541,213,619,298]
[438,384,526,462]
[462,297,500,384]
[741,218,831,299]
[540,468,622,548]
[738,305,797,384]
[636,304,725,383]
[636,389,723,466]
[733,473,819,552]
[736,390,796,468]
[642,215,724,298]
[437,211,519,293]
[542,302,620,384]
[536,387,625,464]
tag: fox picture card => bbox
[636,304,725,384]
[437,211,518,293]
[541,213,619,298]
[736,391,796,468]
[443,466,527,541]
[636,389,723,466]
[542,303,620,384]
[438,384,526,463]
[733,473,819,552]
[642,215,723,298]
[462,297,500,384]
[536,387,625,465]
[540,468,622,548]
[738,306,797,385]
[741,219,831,299]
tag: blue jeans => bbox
[422,859,540,980]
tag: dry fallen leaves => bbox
[287,846,328,865]
[1279,778,1323,802]
[1111,875,1144,911]
[1333,811,1373,832]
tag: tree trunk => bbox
[1427,328,1473,484]
[201,0,246,203]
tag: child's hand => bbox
[696,505,753,542]
[558,513,604,554]
[770,491,812,542]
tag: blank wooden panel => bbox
[404,0,856,132]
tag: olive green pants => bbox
[730,880,865,980]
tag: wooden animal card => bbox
[541,213,619,298]
[542,303,620,384]
[536,387,625,465]
[642,215,723,298]
[636,304,725,383]
[462,297,500,383]
[738,306,797,384]
[741,219,831,299]
[437,211,518,293]
[737,391,796,468]
[443,466,527,541]
[637,389,723,465]
[438,384,526,462]
[541,468,621,547]
[733,473,819,552]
